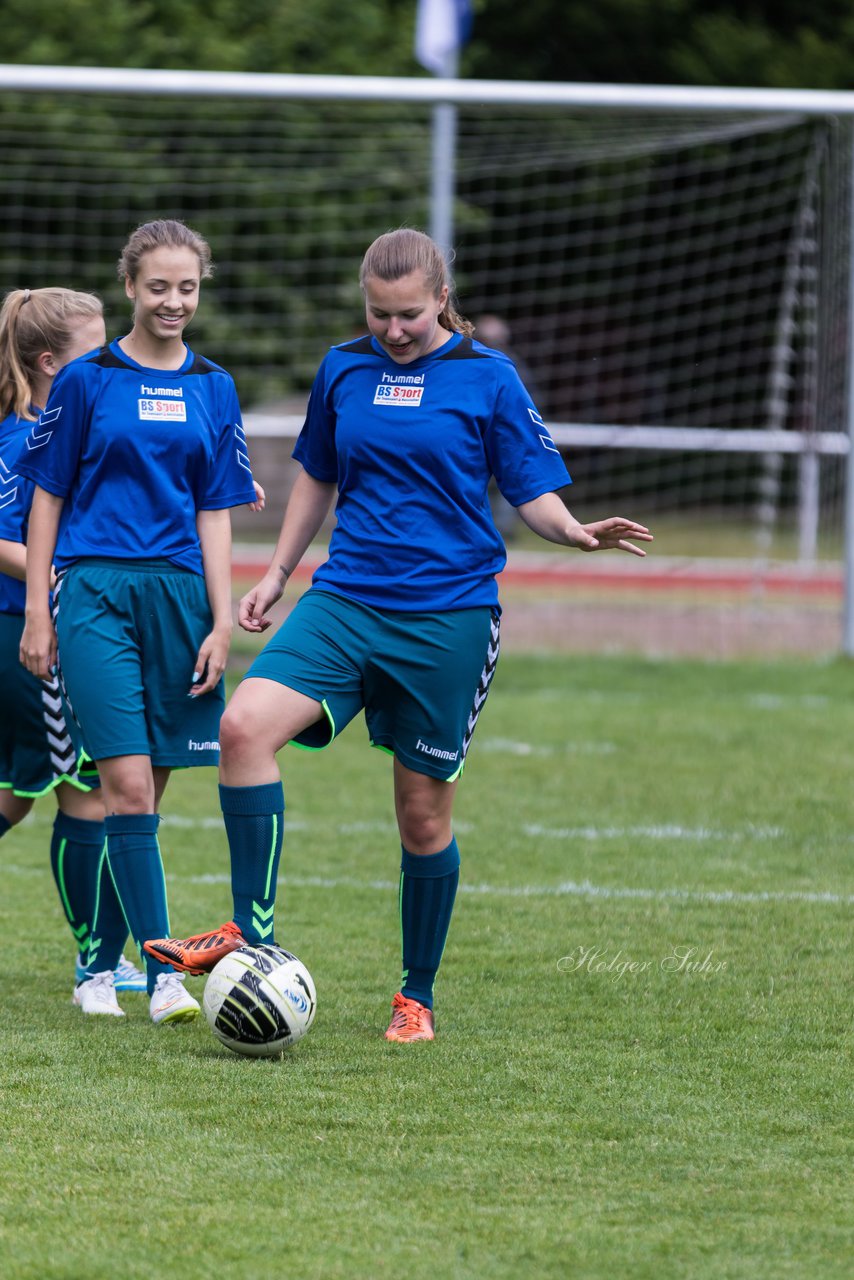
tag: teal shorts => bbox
[246,589,501,781]
[0,611,97,797]
[55,559,224,767]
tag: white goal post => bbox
[0,64,852,653]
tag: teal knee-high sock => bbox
[50,812,127,966]
[398,838,460,1011]
[97,813,172,994]
[220,782,284,944]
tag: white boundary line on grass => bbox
[7,861,850,905]
[188,872,854,907]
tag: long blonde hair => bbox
[359,228,474,337]
[0,287,104,421]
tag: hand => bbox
[569,517,653,557]
[20,613,58,680]
[247,481,266,513]
[238,571,285,633]
[188,626,232,697]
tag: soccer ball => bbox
[203,943,316,1058]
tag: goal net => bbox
[0,74,849,649]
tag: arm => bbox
[516,490,653,557]
[19,486,63,678]
[0,539,58,587]
[239,466,336,633]
[0,539,26,580]
[193,506,235,697]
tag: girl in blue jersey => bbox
[18,220,258,1024]
[146,228,652,1041]
[0,286,148,999]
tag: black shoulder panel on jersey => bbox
[336,336,377,356]
[89,347,218,376]
[436,336,490,361]
[185,354,219,376]
[90,346,129,370]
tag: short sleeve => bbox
[292,357,339,483]
[485,362,571,506]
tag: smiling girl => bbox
[18,220,258,1023]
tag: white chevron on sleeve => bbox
[26,405,62,450]
[234,424,252,472]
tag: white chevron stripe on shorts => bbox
[461,609,501,762]
[40,675,77,778]
[45,571,82,780]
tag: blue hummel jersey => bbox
[15,339,256,574]
[0,411,32,614]
[294,331,571,610]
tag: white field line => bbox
[524,822,786,841]
[179,873,854,906]
[6,861,852,907]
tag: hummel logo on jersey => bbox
[140,384,183,397]
[26,406,61,450]
[528,407,559,454]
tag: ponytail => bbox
[0,287,103,421]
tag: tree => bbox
[465,0,854,91]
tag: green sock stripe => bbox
[398,871,406,987]
[55,838,76,925]
[263,813,278,898]
[86,841,106,950]
[154,831,169,935]
[82,839,108,969]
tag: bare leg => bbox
[0,790,33,828]
[393,757,458,854]
[219,677,325,786]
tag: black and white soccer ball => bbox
[203,943,317,1058]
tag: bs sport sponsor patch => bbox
[373,383,425,406]
[138,397,187,422]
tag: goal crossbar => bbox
[5,64,854,115]
[244,414,848,456]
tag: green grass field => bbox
[2,654,853,1279]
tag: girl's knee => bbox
[219,703,255,758]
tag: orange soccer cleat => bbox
[143,920,246,975]
[384,992,435,1042]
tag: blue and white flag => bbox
[415,0,473,76]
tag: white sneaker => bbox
[113,954,147,993]
[73,971,125,1017]
[75,953,147,992]
[150,971,200,1025]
